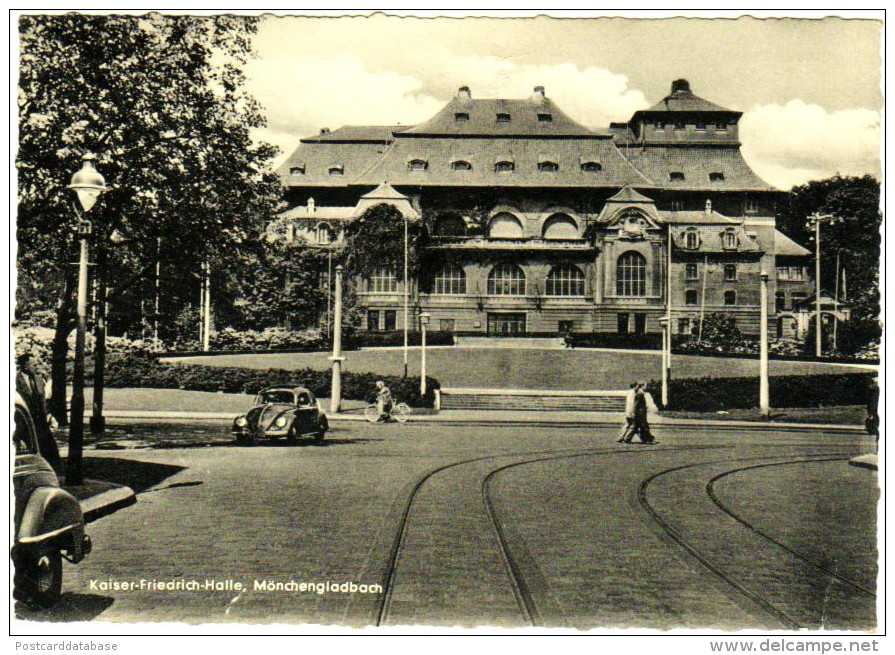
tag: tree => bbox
[17,14,282,421]
[342,203,428,282]
[777,175,881,322]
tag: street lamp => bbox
[330,265,346,413]
[419,312,431,396]
[403,212,409,378]
[759,271,770,416]
[806,212,841,358]
[67,153,106,485]
[658,315,669,407]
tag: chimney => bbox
[457,86,471,101]
[532,85,546,103]
[307,197,315,214]
[705,199,713,214]
[319,127,330,135]
[671,79,691,96]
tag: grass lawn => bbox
[165,348,876,391]
[662,405,866,426]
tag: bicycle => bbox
[364,401,411,424]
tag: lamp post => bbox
[658,315,669,407]
[67,153,106,485]
[759,271,770,417]
[330,265,345,413]
[806,212,840,358]
[419,312,430,396]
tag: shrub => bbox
[98,353,440,407]
[211,327,327,352]
[568,333,662,350]
[345,330,454,349]
[655,372,876,411]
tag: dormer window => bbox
[537,113,553,123]
[684,229,700,250]
[408,158,428,171]
[695,121,706,131]
[715,121,728,131]
[289,164,305,176]
[655,121,666,130]
[455,112,469,122]
[709,172,725,182]
[451,160,472,171]
[328,164,344,176]
[722,230,738,250]
[496,113,511,122]
[316,224,332,245]
[538,159,559,173]
[670,171,685,182]
[674,121,686,131]
[494,160,515,173]
[580,160,602,173]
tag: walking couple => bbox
[617,381,657,444]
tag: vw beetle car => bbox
[12,390,91,608]
[232,386,329,444]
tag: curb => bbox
[91,410,866,433]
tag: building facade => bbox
[274,79,816,338]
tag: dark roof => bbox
[606,185,654,204]
[300,125,406,143]
[355,135,652,188]
[622,145,774,191]
[402,96,599,137]
[638,79,739,115]
[663,209,741,225]
[277,141,390,187]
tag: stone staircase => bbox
[439,387,627,412]
[454,336,566,349]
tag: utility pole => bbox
[330,265,345,413]
[833,250,840,351]
[90,249,107,435]
[154,236,161,342]
[203,260,211,352]
[403,213,409,378]
[759,271,770,416]
[814,216,822,357]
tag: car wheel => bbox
[14,545,63,609]
[285,427,298,443]
[314,418,327,442]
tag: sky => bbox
[244,14,883,190]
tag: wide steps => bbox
[439,388,626,412]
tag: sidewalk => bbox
[89,407,865,433]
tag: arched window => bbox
[488,212,524,239]
[538,160,559,173]
[316,224,332,245]
[709,172,725,182]
[488,264,526,296]
[494,160,515,173]
[580,160,602,173]
[670,171,685,182]
[722,230,738,250]
[451,160,472,171]
[616,252,647,297]
[328,164,344,176]
[433,264,466,295]
[368,267,397,293]
[433,214,467,237]
[408,159,428,171]
[684,229,700,250]
[542,213,579,239]
[546,264,585,296]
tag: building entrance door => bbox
[487,312,526,335]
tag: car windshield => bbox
[259,391,294,405]
[297,392,313,407]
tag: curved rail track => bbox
[374,444,726,626]
[637,453,867,630]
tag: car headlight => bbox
[275,416,288,428]
[235,416,247,427]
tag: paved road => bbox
[16,421,878,630]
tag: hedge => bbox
[568,333,662,350]
[345,330,455,349]
[647,372,876,412]
[97,354,439,407]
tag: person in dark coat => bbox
[631,382,655,444]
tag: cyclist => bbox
[375,380,393,422]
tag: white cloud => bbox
[740,100,881,189]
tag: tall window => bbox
[546,264,585,296]
[685,263,698,280]
[684,230,699,250]
[776,291,787,312]
[724,264,737,281]
[433,264,466,295]
[722,230,738,250]
[685,289,698,306]
[488,264,525,296]
[724,290,737,306]
[368,267,398,293]
[616,252,647,297]
[316,224,332,245]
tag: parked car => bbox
[12,389,91,608]
[232,386,329,444]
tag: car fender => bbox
[17,487,86,555]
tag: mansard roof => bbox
[638,79,740,116]
[621,145,774,191]
[774,230,812,257]
[299,125,405,143]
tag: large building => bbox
[274,79,816,338]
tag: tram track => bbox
[637,452,867,630]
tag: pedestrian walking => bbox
[632,382,656,444]
[617,382,638,443]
